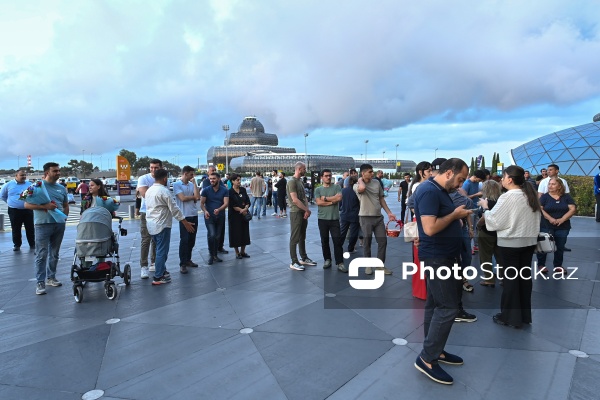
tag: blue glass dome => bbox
[511,122,600,176]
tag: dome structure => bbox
[511,121,600,176]
[227,116,278,146]
[238,116,265,134]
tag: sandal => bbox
[236,254,243,259]
[462,279,474,292]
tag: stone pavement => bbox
[0,206,599,399]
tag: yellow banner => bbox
[116,156,131,181]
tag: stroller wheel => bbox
[74,286,83,303]
[106,283,117,300]
[123,264,131,286]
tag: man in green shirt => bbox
[287,162,317,271]
[315,169,346,272]
[354,163,397,275]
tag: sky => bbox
[1,0,600,172]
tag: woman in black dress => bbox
[275,172,287,217]
[228,173,251,259]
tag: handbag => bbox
[536,232,555,254]
[244,212,253,222]
[403,211,418,243]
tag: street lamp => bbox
[382,150,385,159]
[223,124,230,174]
[17,155,20,169]
[90,153,93,169]
[304,133,309,168]
[395,144,399,175]
[82,149,85,178]
[365,140,369,160]
[435,148,439,158]
[82,149,85,162]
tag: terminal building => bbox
[209,116,416,174]
[511,115,600,176]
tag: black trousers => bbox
[318,219,344,264]
[8,207,35,248]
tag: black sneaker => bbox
[414,356,453,385]
[214,255,223,262]
[152,276,171,285]
[455,309,477,322]
[207,257,214,265]
[13,246,20,251]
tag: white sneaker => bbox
[149,263,155,272]
[272,213,278,216]
[289,262,305,271]
[141,267,149,279]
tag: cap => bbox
[431,158,447,170]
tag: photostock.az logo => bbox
[348,257,385,290]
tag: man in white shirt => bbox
[173,166,200,274]
[537,164,570,197]
[138,158,162,278]
[146,169,195,285]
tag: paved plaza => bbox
[0,204,599,399]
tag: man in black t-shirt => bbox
[398,173,410,221]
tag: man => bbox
[138,159,162,279]
[287,162,317,271]
[538,164,570,196]
[200,172,229,265]
[75,180,89,213]
[249,171,266,219]
[145,169,195,285]
[314,169,345,272]
[202,165,229,254]
[261,173,268,217]
[338,171,349,189]
[413,158,472,385]
[595,166,600,222]
[1,169,35,251]
[343,168,358,189]
[339,175,360,258]
[24,163,69,295]
[354,163,396,275]
[173,166,200,274]
[398,173,411,222]
[462,169,486,253]
[271,169,279,216]
[540,168,548,179]
[375,170,385,189]
[524,170,536,188]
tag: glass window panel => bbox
[566,162,585,176]
[555,150,575,162]
[577,148,598,160]
[556,129,576,138]
[529,153,547,165]
[535,153,552,167]
[561,138,584,148]
[541,141,565,152]
[547,150,565,161]
[567,147,589,158]
[554,161,573,173]
[577,159,600,175]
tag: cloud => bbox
[0,0,599,168]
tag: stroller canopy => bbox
[76,207,114,257]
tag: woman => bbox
[275,172,287,218]
[407,161,433,202]
[477,180,503,287]
[479,166,541,328]
[81,179,115,214]
[228,173,251,258]
[536,177,576,274]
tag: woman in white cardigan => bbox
[479,166,541,328]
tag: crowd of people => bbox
[1,156,595,386]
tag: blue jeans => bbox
[250,196,263,217]
[35,223,66,283]
[272,192,278,213]
[179,216,198,266]
[420,257,461,364]
[151,227,171,279]
[205,215,224,257]
[460,227,472,268]
[261,196,267,216]
[536,227,569,268]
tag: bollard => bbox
[0,213,4,231]
[129,204,136,219]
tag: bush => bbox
[563,175,595,216]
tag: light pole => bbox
[100,155,103,171]
[90,153,93,169]
[17,155,20,170]
[395,144,399,175]
[382,150,385,159]
[435,148,438,158]
[360,153,363,161]
[365,140,369,160]
[82,149,85,162]
[304,133,309,168]
[223,124,230,174]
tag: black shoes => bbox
[414,356,453,385]
[493,313,522,329]
[455,309,477,322]
[207,257,214,265]
[241,253,250,258]
[218,248,229,254]
[437,351,463,365]
[214,255,223,262]
[13,246,20,252]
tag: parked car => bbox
[105,178,118,190]
[65,176,80,193]
[129,179,138,190]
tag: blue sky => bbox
[1,0,599,172]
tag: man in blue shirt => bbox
[200,172,229,265]
[203,165,229,255]
[0,169,35,251]
[24,163,69,295]
[594,167,600,222]
[413,158,471,385]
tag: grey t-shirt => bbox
[354,179,384,216]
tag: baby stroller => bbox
[70,207,131,303]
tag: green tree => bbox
[470,157,475,175]
[481,156,486,171]
[133,156,151,174]
[163,160,181,176]
[491,152,497,174]
[119,149,137,167]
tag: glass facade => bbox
[229,154,355,173]
[511,122,600,176]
